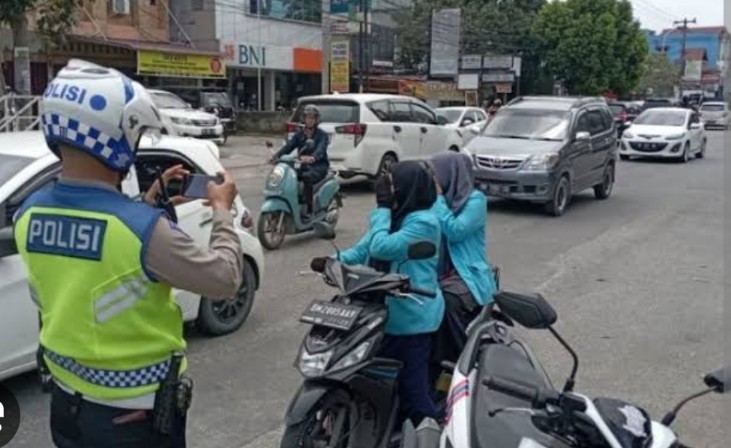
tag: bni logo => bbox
[0,384,20,446]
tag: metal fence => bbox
[0,94,42,133]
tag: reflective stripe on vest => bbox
[44,349,170,388]
[93,275,149,323]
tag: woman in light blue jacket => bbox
[323,161,444,426]
[430,152,497,365]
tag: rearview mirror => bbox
[0,227,18,258]
[469,126,480,135]
[704,366,730,393]
[437,115,449,126]
[493,291,558,329]
[312,221,336,240]
[461,118,474,127]
[575,131,591,141]
[407,242,436,260]
[690,122,702,130]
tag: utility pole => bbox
[363,0,369,92]
[673,17,697,81]
[322,0,331,94]
[358,0,365,92]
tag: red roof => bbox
[661,26,728,36]
[682,48,707,60]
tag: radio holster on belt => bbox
[152,351,193,435]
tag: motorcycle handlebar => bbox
[407,285,437,298]
[483,376,540,403]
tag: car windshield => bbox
[644,100,671,108]
[437,109,463,124]
[634,110,687,127]
[293,101,359,123]
[608,104,625,115]
[700,104,725,112]
[481,109,570,141]
[150,91,190,109]
[202,92,231,108]
[0,154,34,187]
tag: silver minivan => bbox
[699,102,730,130]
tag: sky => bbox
[628,0,725,32]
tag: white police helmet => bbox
[41,59,163,173]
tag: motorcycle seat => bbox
[313,172,336,191]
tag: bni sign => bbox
[238,45,267,67]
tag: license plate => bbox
[300,300,363,330]
[202,128,216,136]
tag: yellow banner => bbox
[330,61,350,93]
[137,50,226,78]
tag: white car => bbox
[699,101,730,130]
[436,106,489,146]
[0,132,265,381]
[286,94,463,180]
[148,89,225,145]
[620,108,707,162]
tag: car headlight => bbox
[267,166,286,188]
[522,153,559,171]
[665,133,685,140]
[623,131,635,139]
[298,349,333,378]
[330,341,372,372]
[171,116,192,125]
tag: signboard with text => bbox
[330,61,350,92]
[137,50,225,78]
[430,8,461,76]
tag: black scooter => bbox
[280,222,439,448]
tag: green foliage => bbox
[637,52,680,97]
[531,0,648,96]
[0,0,88,46]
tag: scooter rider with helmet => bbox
[270,104,330,220]
[13,59,244,447]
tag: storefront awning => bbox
[71,36,226,78]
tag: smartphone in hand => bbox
[182,173,224,199]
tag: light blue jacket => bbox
[432,190,497,306]
[338,208,445,336]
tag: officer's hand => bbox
[143,164,190,205]
[206,171,238,211]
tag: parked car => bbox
[642,97,679,111]
[285,94,463,180]
[147,89,225,146]
[607,102,635,137]
[0,132,265,381]
[436,106,489,145]
[620,107,707,162]
[463,96,618,217]
[699,101,730,130]
[166,87,238,138]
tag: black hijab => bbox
[390,161,437,231]
[431,152,475,213]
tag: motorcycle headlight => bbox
[665,133,685,140]
[170,116,192,125]
[522,153,559,171]
[330,341,372,372]
[298,349,333,378]
[267,166,286,188]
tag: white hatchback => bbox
[286,94,463,180]
[620,108,707,162]
[148,89,225,145]
[699,101,730,130]
[436,106,489,146]
[0,132,265,381]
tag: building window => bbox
[249,0,322,24]
[192,0,204,11]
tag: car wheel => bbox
[257,211,286,250]
[545,176,570,217]
[594,164,614,200]
[620,154,630,161]
[197,260,256,336]
[696,139,706,159]
[680,143,690,163]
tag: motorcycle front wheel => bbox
[258,211,286,250]
[280,389,350,448]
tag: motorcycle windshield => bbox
[472,344,569,448]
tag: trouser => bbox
[50,384,187,448]
[379,334,437,427]
[297,166,328,215]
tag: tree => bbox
[637,52,679,97]
[0,0,87,95]
[531,0,648,96]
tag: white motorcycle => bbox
[403,290,729,448]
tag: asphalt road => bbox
[5,132,728,448]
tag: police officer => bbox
[13,59,244,447]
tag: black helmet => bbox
[302,104,321,123]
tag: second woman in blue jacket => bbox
[430,152,497,365]
[336,161,444,426]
